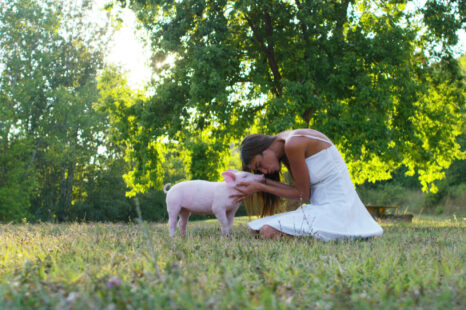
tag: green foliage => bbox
[0,0,463,222]
[181,130,234,181]
[0,218,464,308]
[356,133,465,214]
[118,0,464,194]
[424,135,466,209]
[0,138,36,222]
[0,0,112,221]
[69,157,133,222]
[460,54,466,78]
[95,66,155,197]
[422,0,465,47]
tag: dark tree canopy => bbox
[119,0,464,193]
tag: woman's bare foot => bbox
[249,228,260,238]
[259,225,289,239]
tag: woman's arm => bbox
[283,137,311,202]
[231,181,304,203]
[264,178,294,190]
[257,183,305,201]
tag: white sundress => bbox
[248,134,383,241]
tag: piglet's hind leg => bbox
[167,207,180,237]
[178,209,190,237]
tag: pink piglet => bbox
[163,169,264,236]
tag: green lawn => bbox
[0,215,464,309]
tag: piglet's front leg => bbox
[213,206,231,236]
[226,208,238,234]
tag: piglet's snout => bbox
[243,173,265,184]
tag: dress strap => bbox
[286,134,333,145]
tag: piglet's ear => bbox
[221,171,236,185]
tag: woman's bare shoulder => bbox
[280,129,332,158]
[284,128,331,141]
[278,129,320,141]
[279,130,310,151]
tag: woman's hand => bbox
[229,181,263,203]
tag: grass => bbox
[0,215,464,309]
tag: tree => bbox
[0,0,112,221]
[0,131,36,221]
[119,0,464,193]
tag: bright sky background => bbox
[105,7,152,90]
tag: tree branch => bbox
[245,12,283,97]
[295,0,311,63]
[263,10,283,97]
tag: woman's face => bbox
[248,149,280,175]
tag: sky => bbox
[105,7,152,90]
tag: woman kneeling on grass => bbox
[230,128,383,241]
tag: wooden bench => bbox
[365,204,413,222]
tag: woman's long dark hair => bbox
[240,134,287,217]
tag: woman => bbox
[231,129,383,241]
